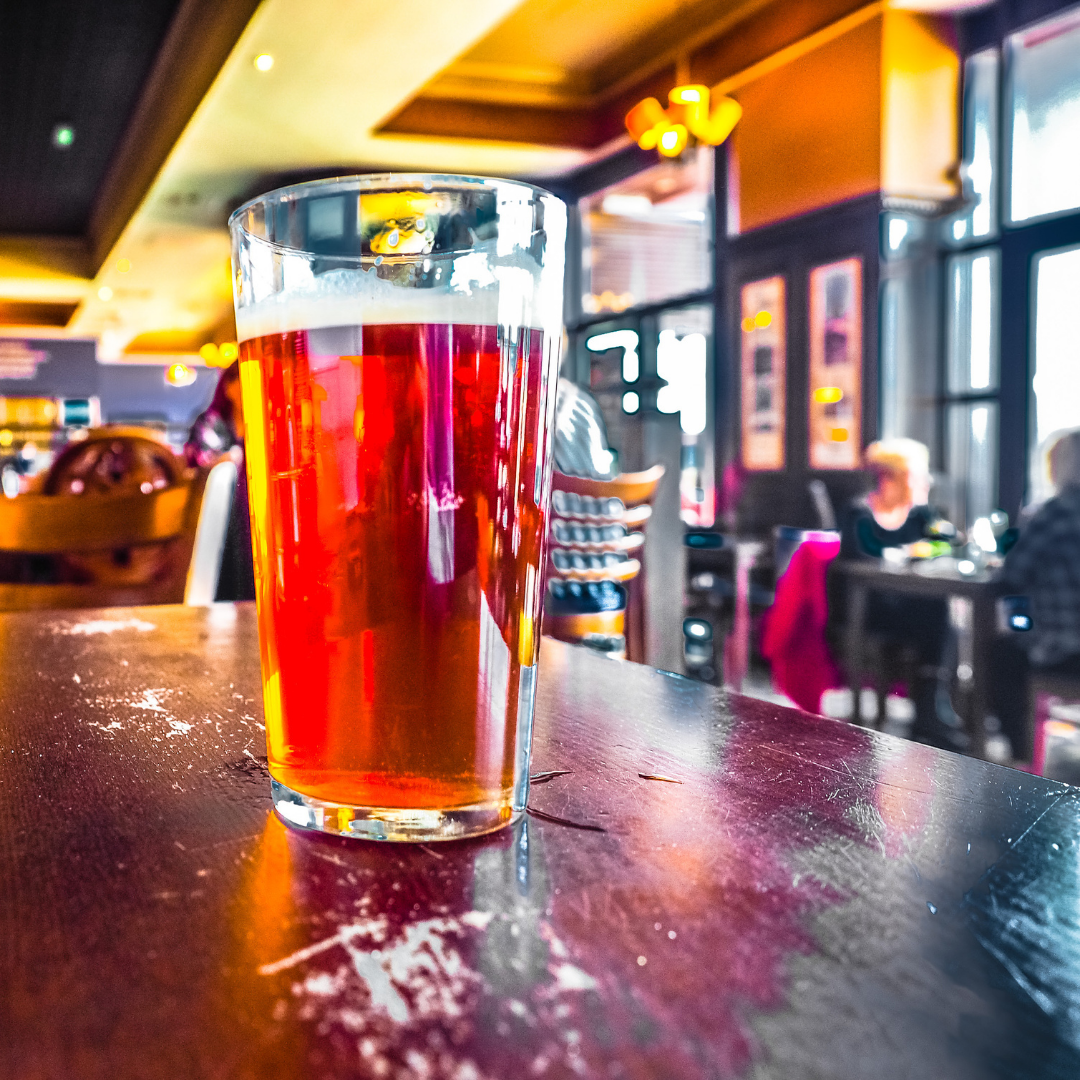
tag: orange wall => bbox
[723,8,959,233]
[729,15,882,233]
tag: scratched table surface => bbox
[3,604,1080,1080]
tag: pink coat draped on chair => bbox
[761,537,843,714]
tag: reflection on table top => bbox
[1,604,1078,1079]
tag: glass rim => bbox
[228,171,562,245]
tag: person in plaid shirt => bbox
[994,429,1080,756]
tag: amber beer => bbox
[238,321,549,823]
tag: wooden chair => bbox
[544,465,664,662]
[0,478,209,611]
[0,426,213,612]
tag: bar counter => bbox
[2,604,1079,1078]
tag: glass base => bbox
[270,778,519,842]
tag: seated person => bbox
[185,362,255,602]
[834,439,968,751]
[993,428,1080,758]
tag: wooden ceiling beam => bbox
[689,0,873,87]
[379,0,875,151]
[85,0,263,272]
[380,98,622,151]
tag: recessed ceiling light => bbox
[116,258,131,273]
[51,124,75,148]
[254,53,274,72]
[97,286,113,301]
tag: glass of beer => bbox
[229,175,566,841]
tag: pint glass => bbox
[229,175,566,841]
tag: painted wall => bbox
[0,338,98,397]
[729,14,883,234]
[722,8,959,233]
[0,337,217,430]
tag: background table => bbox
[832,559,1002,757]
[2,604,1079,1079]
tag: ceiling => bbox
[421,0,768,108]
[0,0,972,360]
[0,0,184,235]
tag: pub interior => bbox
[5,0,1080,1076]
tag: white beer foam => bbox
[235,248,547,341]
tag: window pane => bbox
[879,265,939,456]
[1031,245,1080,499]
[951,49,999,243]
[1007,8,1080,223]
[581,148,712,315]
[946,249,999,394]
[657,306,714,527]
[580,324,639,471]
[945,401,999,531]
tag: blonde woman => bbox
[835,439,967,752]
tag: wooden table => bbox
[3,603,1078,1079]
[832,559,1002,758]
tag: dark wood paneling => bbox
[377,0,873,152]
[378,97,614,150]
[689,0,871,87]
[726,193,881,534]
[0,300,80,327]
[957,0,1079,56]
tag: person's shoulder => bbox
[1028,488,1080,531]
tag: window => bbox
[580,148,712,316]
[1007,7,1080,223]
[946,250,999,394]
[586,329,640,414]
[951,49,999,243]
[946,401,999,530]
[657,307,713,526]
[940,249,1001,530]
[1031,244,1080,499]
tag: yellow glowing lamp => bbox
[626,84,742,158]
[753,310,772,328]
[813,386,844,404]
[219,342,239,363]
[666,84,708,132]
[166,362,197,387]
[657,124,689,158]
[625,97,667,145]
[691,95,742,146]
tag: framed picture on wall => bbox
[740,275,786,471]
[808,257,862,469]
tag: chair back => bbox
[774,525,840,580]
[0,470,209,612]
[545,465,665,660]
